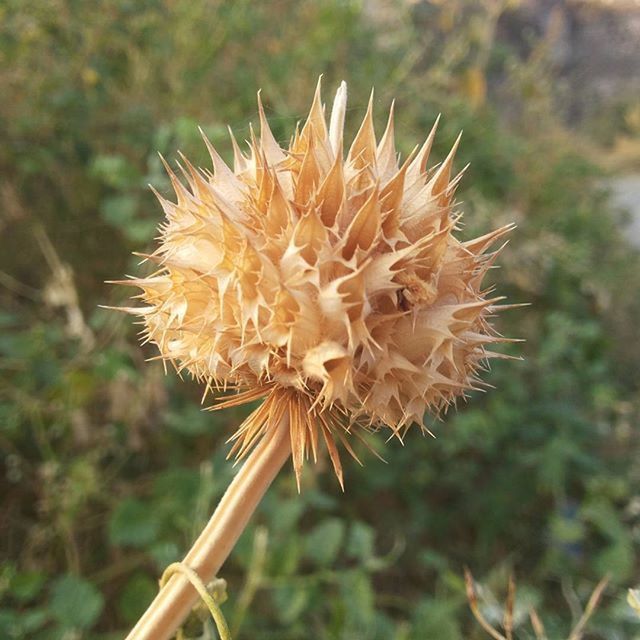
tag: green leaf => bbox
[339,570,375,632]
[267,498,305,535]
[269,536,301,576]
[49,574,104,630]
[418,550,449,573]
[108,498,161,548]
[125,219,157,244]
[304,518,345,567]
[149,541,181,571]
[94,348,137,380]
[595,542,634,581]
[412,597,462,640]
[0,610,19,638]
[100,195,138,228]
[164,406,211,437]
[16,609,48,634]
[10,571,46,603]
[549,514,585,545]
[153,468,201,518]
[582,499,628,541]
[90,154,140,189]
[100,195,155,243]
[0,312,18,329]
[0,607,47,637]
[346,521,375,562]
[117,573,157,624]
[272,585,309,625]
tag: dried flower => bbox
[118,79,512,488]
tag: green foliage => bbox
[305,519,345,567]
[109,499,163,549]
[49,574,105,632]
[1,1,639,639]
[412,598,462,640]
[117,574,157,625]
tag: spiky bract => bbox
[120,80,512,486]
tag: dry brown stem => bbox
[466,569,609,640]
[124,412,291,640]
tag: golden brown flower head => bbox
[119,80,513,487]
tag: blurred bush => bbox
[1,1,639,638]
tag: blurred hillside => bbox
[498,0,640,128]
[1,1,640,639]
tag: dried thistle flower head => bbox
[118,79,513,488]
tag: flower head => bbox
[119,80,513,487]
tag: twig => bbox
[503,573,515,640]
[561,576,582,625]
[567,576,609,640]
[529,607,547,640]
[465,567,508,640]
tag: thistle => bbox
[118,79,513,640]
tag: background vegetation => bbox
[1,1,640,638]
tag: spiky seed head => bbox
[117,79,513,488]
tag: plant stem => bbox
[125,412,291,640]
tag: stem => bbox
[125,412,291,640]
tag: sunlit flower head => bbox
[118,79,513,487]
